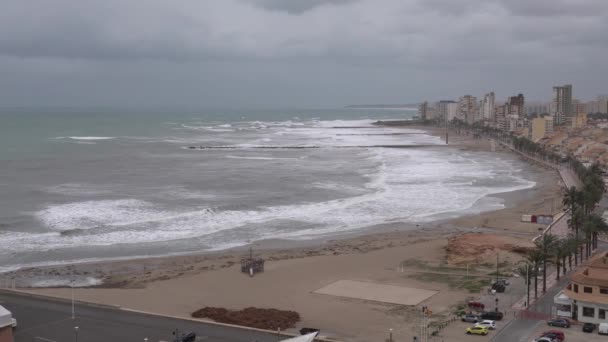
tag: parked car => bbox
[494,279,510,286]
[466,326,489,335]
[480,311,504,321]
[475,320,496,330]
[467,301,485,310]
[533,337,555,342]
[582,322,595,333]
[541,330,564,340]
[491,283,506,293]
[547,318,570,328]
[540,332,564,341]
[461,314,481,323]
[599,322,608,335]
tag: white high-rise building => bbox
[436,100,458,122]
[458,95,478,124]
[480,92,495,121]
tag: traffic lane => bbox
[1,292,280,342]
[492,273,572,342]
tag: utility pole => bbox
[71,279,75,320]
[526,263,530,308]
[496,253,499,284]
[445,115,449,144]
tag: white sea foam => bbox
[226,155,299,161]
[28,277,103,288]
[67,136,115,140]
[3,118,538,269]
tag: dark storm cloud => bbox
[0,0,606,107]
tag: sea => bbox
[0,108,536,274]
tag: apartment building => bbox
[480,92,495,121]
[530,116,554,142]
[552,84,573,125]
[435,100,458,122]
[418,101,428,120]
[556,252,608,323]
[458,95,478,124]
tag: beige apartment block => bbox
[555,252,608,324]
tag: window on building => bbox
[600,309,606,319]
[601,288,608,295]
[583,307,595,318]
[574,284,579,293]
[584,286,593,294]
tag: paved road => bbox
[0,292,284,342]
[493,242,608,342]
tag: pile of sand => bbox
[446,233,533,265]
[191,307,300,330]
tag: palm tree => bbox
[581,214,608,257]
[535,234,558,293]
[562,186,579,214]
[569,208,586,264]
[564,236,578,271]
[526,248,544,299]
[517,262,535,307]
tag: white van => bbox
[598,322,608,335]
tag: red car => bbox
[541,330,565,341]
[468,301,485,310]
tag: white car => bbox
[533,338,554,342]
[11,318,17,329]
[475,320,496,330]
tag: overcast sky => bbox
[1,0,607,108]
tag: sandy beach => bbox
[6,127,565,341]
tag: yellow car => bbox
[466,326,489,335]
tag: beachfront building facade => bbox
[552,84,573,125]
[556,252,608,324]
[530,116,553,142]
[458,95,478,124]
[435,100,458,122]
[418,102,428,120]
[480,92,495,122]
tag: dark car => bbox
[480,311,504,321]
[491,283,506,293]
[582,322,595,333]
[180,332,196,342]
[547,318,570,328]
[299,328,320,336]
[461,314,481,323]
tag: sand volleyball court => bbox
[313,280,437,305]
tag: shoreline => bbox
[0,125,561,288]
[3,125,566,341]
[2,127,560,287]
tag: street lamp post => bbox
[389,328,393,342]
[71,278,75,319]
[74,326,79,342]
